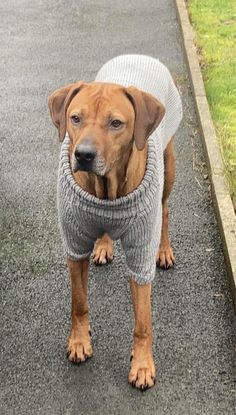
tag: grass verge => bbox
[188,0,236,210]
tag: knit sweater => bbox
[58,55,182,284]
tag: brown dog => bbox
[48,55,181,390]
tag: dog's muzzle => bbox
[73,139,107,176]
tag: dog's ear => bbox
[48,81,85,142]
[125,86,165,150]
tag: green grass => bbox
[188,0,236,209]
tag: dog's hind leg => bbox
[92,233,114,265]
[156,137,176,269]
[67,258,93,363]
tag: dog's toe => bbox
[92,235,114,265]
[156,246,175,270]
[128,350,156,391]
[93,249,113,265]
[67,331,93,365]
[129,367,155,391]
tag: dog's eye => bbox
[110,119,123,129]
[71,115,81,124]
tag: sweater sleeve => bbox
[58,210,94,261]
[120,204,162,285]
[58,186,95,261]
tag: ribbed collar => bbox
[59,134,163,219]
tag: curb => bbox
[175,0,236,311]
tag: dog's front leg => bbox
[67,258,93,363]
[128,279,156,390]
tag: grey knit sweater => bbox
[58,55,182,284]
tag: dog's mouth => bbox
[73,159,93,173]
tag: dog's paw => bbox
[156,246,175,269]
[92,234,113,265]
[67,329,93,364]
[128,351,156,391]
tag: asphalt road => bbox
[0,1,235,414]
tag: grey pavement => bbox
[0,1,235,414]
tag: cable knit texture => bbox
[58,55,182,284]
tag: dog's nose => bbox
[74,140,97,168]
[75,148,96,163]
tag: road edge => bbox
[175,0,236,311]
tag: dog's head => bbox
[48,81,165,176]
